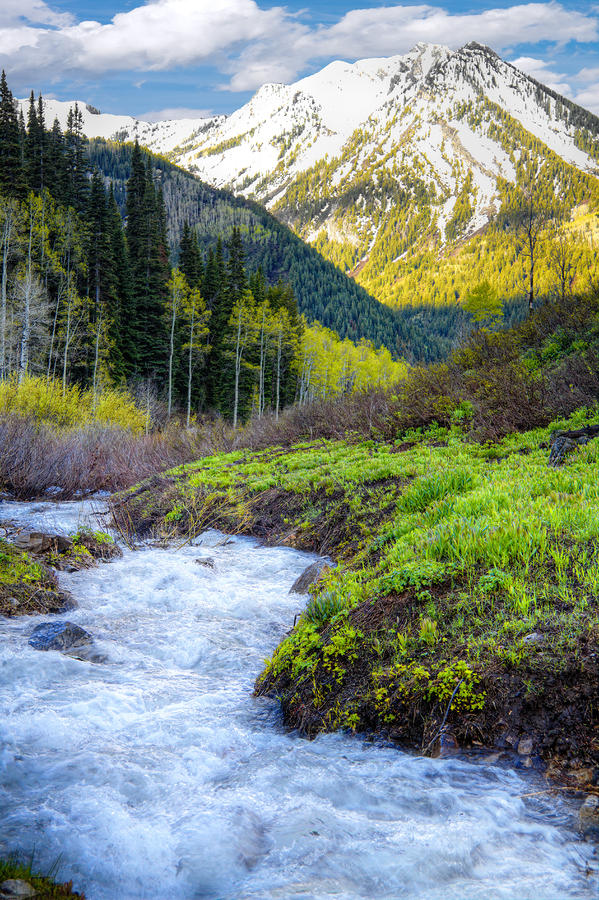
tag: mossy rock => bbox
[0,541,73,617]
[0,859,84,898]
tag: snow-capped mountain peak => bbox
[24,42,599,309]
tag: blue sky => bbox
[0,1,597,119]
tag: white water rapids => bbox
[0,500,596,899]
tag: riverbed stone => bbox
[0,880,36,899]
[522,632,544,645]
[578,795,599,836]
[517,736,534,756]
[289,561,330,595]
[13,531,73,555]
[29,621,93,652]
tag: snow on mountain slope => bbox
[16,96,221,157]
[27,42,599,307]
[165,41,599,305]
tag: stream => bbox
[0,500,596,899]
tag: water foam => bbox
[0,502,595,899]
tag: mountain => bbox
[87,140,425,357]
[26,42,599,331]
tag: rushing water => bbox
[0,500,596,900]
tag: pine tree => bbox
[36,94,46,192]
[25,91,39,191]
[85,170,116,391]
[179,221,202,288]
[64,104,88,211]
[125,145,169,378]
[226,226,247,303]
[0,71,23,197]
[47,118,66,202]
[106,184,130,380]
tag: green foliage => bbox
[0,857,82,898]
[0,374,146,431]
[428,661,485,713]
[462,280,503,325]
[304,590,346,626]
[87,139,406,356]
[149,395,599,743]
[0,541,45,586]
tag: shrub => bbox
[303,591,347,626]
[0,375,146,432]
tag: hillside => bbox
[34,43,599,317]
[88,139,468,361]
[112,288,599,786]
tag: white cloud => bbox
[510,55,572,95]
[226,3,599,91]
[577,66,599,82]
[0,0,73,27]
[303,3,596,61]
[574,85,599,115]
[0,0,288,83]
[0,0,597,98]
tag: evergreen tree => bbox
[202,237,227,407]
[64,104,88,211]
[47,118,66,201]
[125,145,169,378]
[106,184,130,381]
[0,71,23,197]
[179,221,202,288]
[226,226,247,303]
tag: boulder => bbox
[517,736,534,756]
[548,424,599,467]
[0,880,36,899]
[522,632,544,645]
[289,561,330,595]
[578,795,599,837]
[13,532,73,555]
[29,621,93,653]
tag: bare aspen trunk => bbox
[187,305,194,428]
[275,327,282,420]
[92,305,102,409]
[258,309,266,418]
[528,230,535,313]
[0,209,14,379]
[18,205,35,382]
[47,288,60,384]
[62,221,73,395]
[168,293,177,419]
[62,295,71,394]
[233,310,243,430]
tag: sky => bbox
[0,0,598,120]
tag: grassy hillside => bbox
[112,290,599,784]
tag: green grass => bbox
[0,539,70,616]
[115,405,599,768]
[0,858,83,897]
[0,542,47,586]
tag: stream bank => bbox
[111,421,599,791]
[0,499,597,899]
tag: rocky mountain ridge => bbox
[26,41,599,308]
